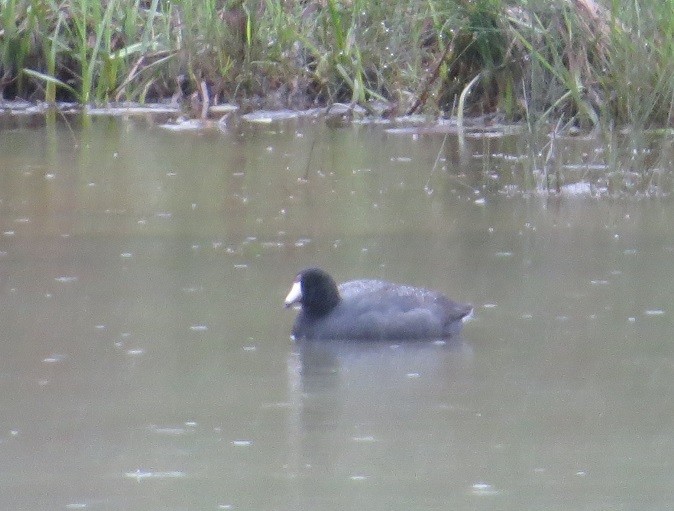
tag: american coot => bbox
[284,268,472,341]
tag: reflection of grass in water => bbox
[1,0,673,128]
[450,125,673,197]
[6,1,674,190]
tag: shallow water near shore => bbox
[1,115,674,510]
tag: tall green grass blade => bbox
[457,72,481,136]
[22,68,81,101]
[45,12,67,103]
[88,0,118,102]
[326,0,346,52]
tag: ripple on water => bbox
[148,424,190,436]
[124,469,187,481]
[43,353,67,364]
[294,239,310,248]
[54,276,78,283]
[352,435,377,443]
[471,482,498,496]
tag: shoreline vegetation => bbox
[2,0,674,129]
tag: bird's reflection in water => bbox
[293,336,472,387]
[286,336,475,432]
[284,336,476,489]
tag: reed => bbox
[1,0,674,128]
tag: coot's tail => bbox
[442,301,473,336]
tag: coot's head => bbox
[284,268,341,316]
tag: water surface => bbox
[1,116,673,510]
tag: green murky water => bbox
[1,114,673,510]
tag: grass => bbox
[1,0,674,129]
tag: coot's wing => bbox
[338,279,390,299]
[338,280,424,314]
[339,279,469,315]
[336,280,471,339]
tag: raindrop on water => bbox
[471,482,498,495]
[55,276,78,283]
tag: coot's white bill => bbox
[284,279,302,307]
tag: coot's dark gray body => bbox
[285,268,472,341]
